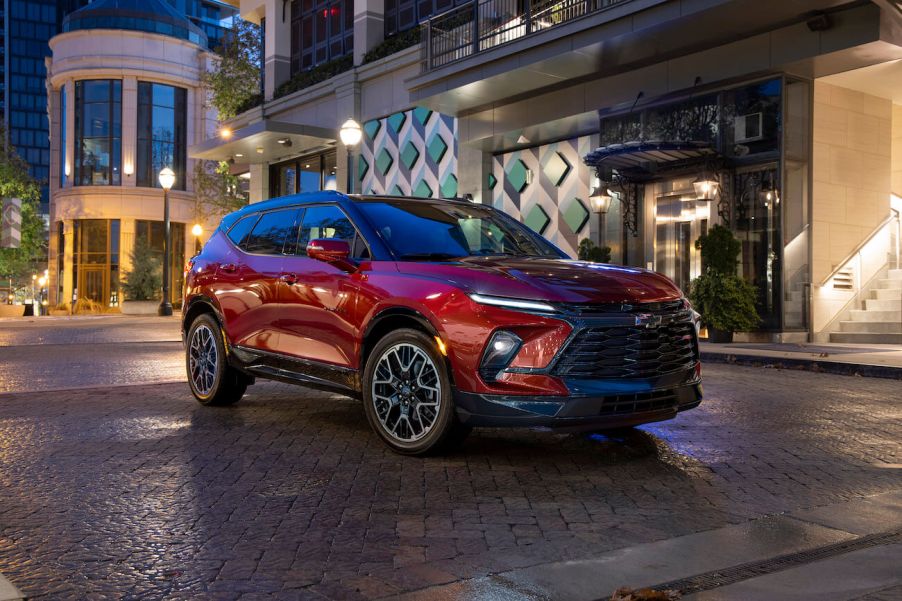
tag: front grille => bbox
[561,299,685,317]
[553,318,698,379]
[598,390,679,415]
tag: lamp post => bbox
[192,223,203,254]
[158,167,176,317]
[589,186,613,247]
[339,119,362,194]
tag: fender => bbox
[182,295,226,340]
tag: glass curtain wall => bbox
[135,220,187,304]
[269,151,337,198]
[137,82,188,190]
[74,80,122,186]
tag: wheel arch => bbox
[360,307,454,385]
[182,296,225,339]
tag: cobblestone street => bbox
[0,318,899,599]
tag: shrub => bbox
[121,240,162,302]
[274,55,353,99]
[577,238,612,263]
[363,28,421,64]
[689,271,759,332]
[695,224,741,275]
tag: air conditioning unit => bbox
[734,113,763,143]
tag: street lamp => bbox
[192,223,203,253]
[339,118,362,194]
[158,167,176,317]
[590,186,613,248]
[37,276,47,316]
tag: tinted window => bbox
[355,201,563,260]
[243,209,297,254]
[296,205,367,258]
[227,215,258,247]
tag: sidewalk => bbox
[699,341,902,379]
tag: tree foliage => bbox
[577,238,612,263]
[193,160,249,220]
[695,224,741,275]
[121,239,161,301]
[0,124,44,289]
[202,18,262,120]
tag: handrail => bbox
[817,209,901,287]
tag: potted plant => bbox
[578,238,612,263]
[120,240,162,315]
[688,225,759,343]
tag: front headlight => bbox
[469,293,557,313]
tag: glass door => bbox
[653,178,710,294]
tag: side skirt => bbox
[229,345,361,399]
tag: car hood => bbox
[396,257,683,304]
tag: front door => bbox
[654,191,709,294]
[279,205,364,368]
[79,265,107,304]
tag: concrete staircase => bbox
[831,268,902,344]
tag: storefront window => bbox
[137,82,188,190]
[290,0,353,73]
[722,79,782,159]
[135,220,187,304]
[74,80,122,186]
[72,219,120,306]
[269,150,337,198]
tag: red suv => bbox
[182,193,702,454]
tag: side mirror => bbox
[307,238,351,264]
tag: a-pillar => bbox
[353,0,385,66]
[263,0,292,100]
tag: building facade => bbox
[192,0,902,343]
[1,0,236,217]
[46,0,223,308]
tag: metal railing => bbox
[423,0,634,70]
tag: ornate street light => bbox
[589,187,613,214]
[693,173,718,200]
[339,119,362,194]
[158,167,176,317]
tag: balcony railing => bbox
[422,0,634,70]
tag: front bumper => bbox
[454,372,702,431]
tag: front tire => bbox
[362,328,467,455]
[186,313,248,406]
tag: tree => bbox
[202,18,262,121]
[0,124,44,292]
[121,239,162,301]
[193,160,250,220]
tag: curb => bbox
[700,352,902,380]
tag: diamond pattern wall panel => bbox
[492,135,600,258]
[361,108,458,201]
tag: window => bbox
[227,215,259,246]
[269,151,337,198]
[137,82,188,190]
[290,0,353,73]
[135,220,186,304]
[243,209,298,254]
[74,80,121,186]
[59,85,66,187]
[295,205,368,258]
[385,0,466,36]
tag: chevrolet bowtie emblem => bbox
[635,313,663,328]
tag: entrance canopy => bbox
[584,141,716,179]
[189,121,336,165]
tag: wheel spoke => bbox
[189,324,218,396]
[371,342,442,443]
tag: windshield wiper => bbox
[398,252,462,261]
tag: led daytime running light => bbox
[469,294,557,312]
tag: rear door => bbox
[216,208,299,352]
[278,204,370,368]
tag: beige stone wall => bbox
[812,82,893,284]
[893,103,902,196]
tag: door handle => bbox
[280,273,298,285]
[220,263,238,273]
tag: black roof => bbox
[232,192,475,217]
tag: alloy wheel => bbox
[189,324,218,396]
[371,343,442,442]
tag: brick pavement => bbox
[0,364,899,599]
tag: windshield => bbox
[355,200,566,261]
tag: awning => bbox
[584,141,716,173]
[189,120,336,164]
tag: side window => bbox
[242,209,298,254]
[227,214,258,247]
[296,205,370,258]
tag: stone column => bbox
[263,0,292,100]
[122,77,138,188]
[249,163,269,202]
[354,0,385,66]
[62,220,75,307]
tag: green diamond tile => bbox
[364,119,381,141]
[413,180,433,198]
[488,173,497,190]
[506,158,530,193]
[375,149,394,176]
[413,107,433,126]
[542,151,572,187]
[392,184,406,195]
[387,112,407,133]
[524,204,550,235]
[427,135,448,164]
[440,174,458,198]
[562,197,590,234]
[358,155,369,181]
[400,141,420,170]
